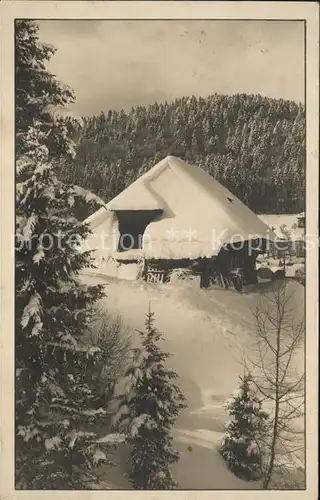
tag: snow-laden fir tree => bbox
[220,374,269,481]
[114,308,187,490]
[15,20,124,489]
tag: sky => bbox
[37,20,305,117]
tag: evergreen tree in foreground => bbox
[220,375,269,481]
[115,308,187,489]
[15,20,122,489]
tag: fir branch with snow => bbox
[220,374,269,481]
[114,308,187,490]
[15,20,119,489]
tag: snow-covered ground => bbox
[81,272,305,489]
[256,255,305,278]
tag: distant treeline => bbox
[61,93,305,219]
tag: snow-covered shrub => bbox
[220,375,269,481]
[114,308,187,489]
[88,310,132,404]
[295,266,305,286]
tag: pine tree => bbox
[15,20,123,489]
[115,308,187,490]
[220,375,269,481]
[65,92,305,216]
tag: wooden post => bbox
[142,259,148,282]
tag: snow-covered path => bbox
[81,273,304,489]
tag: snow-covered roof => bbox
[85,156,276,259]
[258,214,305,242]
[107,181,162,211]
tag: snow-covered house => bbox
[83,156,275,286]
[258,213,305,259]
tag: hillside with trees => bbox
[61,94,305,219]
[13,20,305,491]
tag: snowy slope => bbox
[81,272,304,489]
